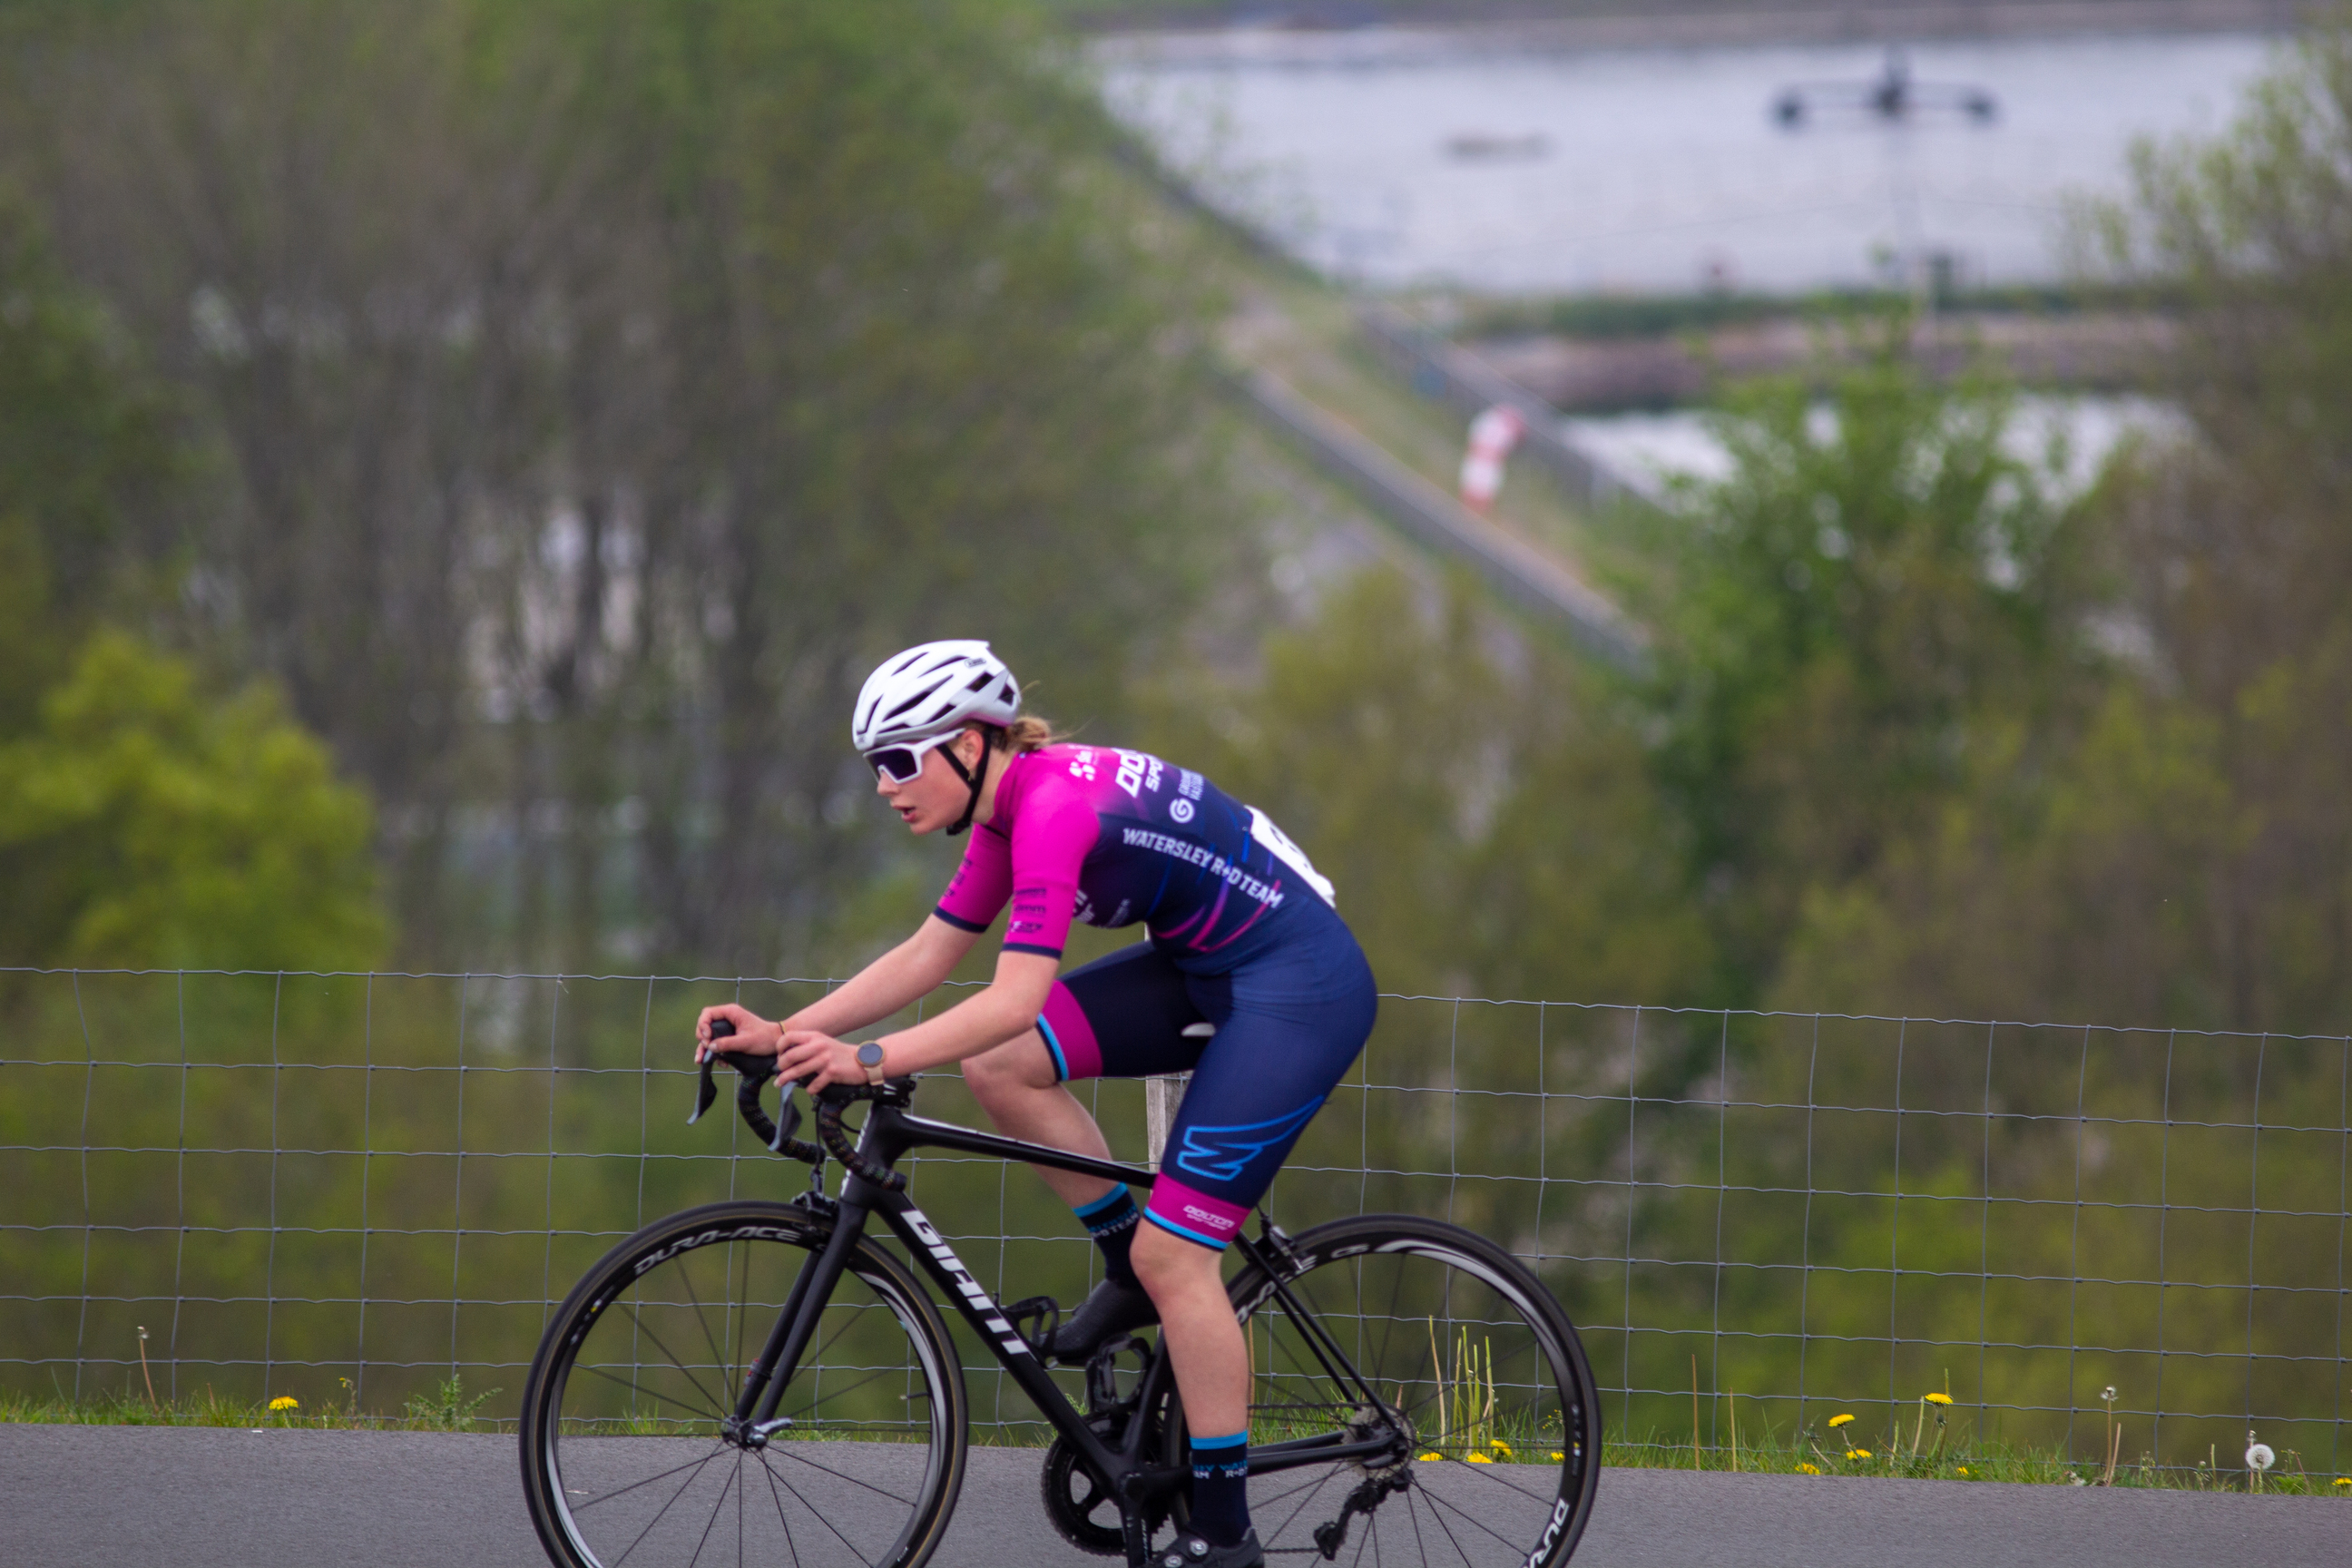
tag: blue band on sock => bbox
[1074,1189,1138,1239]
[1191,1430,1248,1451]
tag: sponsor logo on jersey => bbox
[1119,827,1286,909]
[1113,750,1164,799]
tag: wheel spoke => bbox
[685,1456,738,1568]
[767,1440,925,1508]
[533,1206,956,1568]
[759,1455,806,1568]
[611,1449,722,1567]
[569,1448,733,1512]
[756,1448,893,1563]
[1225,1221,1595,1568]
[620,1300,733,1418]
[1417,1483,1539,1554]
[672,1250,738,1411]
[573,1357,729,1425]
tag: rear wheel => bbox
[519,1200,966,1568]
[1182,1213,1602,1568]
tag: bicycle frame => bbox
[723,1095,1408,1511]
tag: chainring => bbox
[1040,1435,1132,1557]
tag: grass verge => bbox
[1,1374,501,1433]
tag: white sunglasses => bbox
[864,730,965,785]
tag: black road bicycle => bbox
[519,1039,1602,1568]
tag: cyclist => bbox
[695,639,1377,1568]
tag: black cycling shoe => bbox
[1157,1529,1263,1568]
[1046,1275,1159,1363]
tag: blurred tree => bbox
[0,197,179,734]
[0,196,383,970]
[1768,17,2352,1034]
[1643,321,2097,1006]
[0,0,1238,976]
[1147,566,1705,1006]
[0,633,383,968]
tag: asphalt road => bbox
[4,1424,2343,1567]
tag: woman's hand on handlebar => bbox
[772,1029,868,1094]
[693,1004,783,1063]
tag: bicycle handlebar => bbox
[812,1087,909,1193]
[688,1018,825,1164]
[691,1016,912,1190]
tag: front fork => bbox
[721,1190,868,1447]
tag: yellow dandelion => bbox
[1846,1448,1872,1460]
[1924,1393,1953,1406]
[1828,1414,1855,1429]
[1550,1452,1563,1461]
[268,1396,299,1411]
[1416,1452,1442,1463]
[1488,1439,1514,1456]
[2336,1476,2352,1488]
[1956,1466,1971,1477]
[1797,1463,1820,1475]
[1466,1453,1494,1464]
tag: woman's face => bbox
[874,728,986,834]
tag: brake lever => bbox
[688,1015,740,1125]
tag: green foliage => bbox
[1643,318,2093,1004]
[0,192,380,973]
[0,633,384,969]
[0,0,1243,973]
[1748,16,2352,1033]
[0,196,178,735]
[1145,566,1703,1004]
[402,1372,498,1431]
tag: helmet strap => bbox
[941,728,999,838]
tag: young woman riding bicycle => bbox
[695,640,1378,1568]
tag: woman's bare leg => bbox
[960,1030,1119,1210]
[1130,1221,1248,1436]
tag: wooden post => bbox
[1144,1073,1191,1172]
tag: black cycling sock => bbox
[1073,1187,1141,1286]
[1188,1430,1250,1547]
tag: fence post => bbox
[1145,1073,1190,1172]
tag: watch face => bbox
[857,1043,884,1067]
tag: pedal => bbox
[1084,1333,1149,1416]
[1004,1296,1061,1357]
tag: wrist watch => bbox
[856,1041,887,1085]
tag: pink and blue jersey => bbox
[934,742,1372,1252]
[932,745,1335,974]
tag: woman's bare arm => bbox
[693,915,980,1059]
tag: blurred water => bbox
[1096,29,2278,293]
[1563,394,2183,505]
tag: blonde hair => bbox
[995,715,1064,753]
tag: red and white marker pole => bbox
[1458,405,1525,514]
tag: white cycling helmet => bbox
[851,640,1022,751]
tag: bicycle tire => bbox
[520,1200,967,1568]
[1186,1212,1603,1568]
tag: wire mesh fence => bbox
[3,967,2347,1476]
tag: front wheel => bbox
[519,1200,967,1568]
[1196,1213,1603,1568]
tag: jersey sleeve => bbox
[1001,772,1101,959]
[934,826,1013,934]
